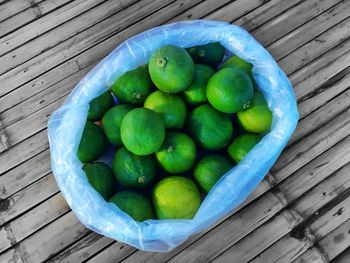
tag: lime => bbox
[77,121,106,163]
[152,176,201,219]
[183,64,215,105]
[187,42,225,68]
[121,108,165,155]
[227,133,261,163]
[194,155,232,193]
[112,147,155,188]
[102,104,133,146]
[87,91,114,121]
[111,65,152,105]
[237,92,272,133]
[83,162,115,200]
[187,104,233,150]
[148,45,195,93]
[207,67,254,113]
[144,91,187,129]
[220,55,258,89]
[155,132,196,173]
[110,191,155,221]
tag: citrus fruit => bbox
[148,45,195,93]
[187,42,225,68]
[207,67,254,113]
[227,133,261,163]
[110,191,155,221]
[152,176,201,219]
[87,91,114,121]
[111,65,152,105]
[102,104,133,146]
[183,64,215,105]
[155,132,196,173]
[77,121,106,163]
[194,155,232,193]
[83,162,115,200]
[112,147,155,188]
[144,91,187,129]
[187,104,233,150]
[120,108,165,155]
[220,55,258,89]
[237,92,272,133]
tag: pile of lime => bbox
[77,43,272,221]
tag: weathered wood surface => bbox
[0,0,350,262]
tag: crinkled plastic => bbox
[48,20,299,252]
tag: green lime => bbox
[83,162,115,200]
[207,67,254,113]
[155,132,196,173]
[220,55,258,89]
[110,191,155,221]
[77,121,106,163]
[120,108,165,155]
[183,64,215,105]
[148,45,195,93]
[152,176,201,219]
[237,92,272,133]
[111,65,152,105]
[144,91,187,129]
[87,91,114,121]
[187,42,225,68]
[194,155,232,193]
[102,104,133,146]
[187,104,233,150]
[227,133,261,163]
[112,147,155,188]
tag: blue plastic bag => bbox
[48,20,299,252]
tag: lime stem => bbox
[167,144,175,152]
[157,57,167,67]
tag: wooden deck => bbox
[0,0,350,262]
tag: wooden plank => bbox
[0,119,9,153]
[317,219,350,260]
[48,233,113,263]
[0,0,73,38]
[0,130,48,175]
[273,109,350,183]
[278,135,350,201]
[269,1,350,63]
[0,0,107,56]
[332,247,350,263]
[87,242,136,263]
[0,0,42,22]
[293,247,328,263]
[0,0,139,75]
[252,0,343,46]
[0,212,89,263]
[0,193,69,253]
[0,173,59,225]
[211,210,304,263]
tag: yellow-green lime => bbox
[77,121,106,163]
[227,134,261,163]
[187,42,225,68]
[112,147,155,188]
[194,155,232,193]
[237,92,272,133]
[102,104,133,146]
[207,67,254,113]
[187,104,233,150]
[111,65,152,105]
[83,162,115,200]
[148,45,195,93]
[144,91,187,129]
[152,176,201,219]
[120,108,165,155]
[110,191,155,221]
[155,132,196,173]
[183,64,215,105]
[87,91,114,121]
